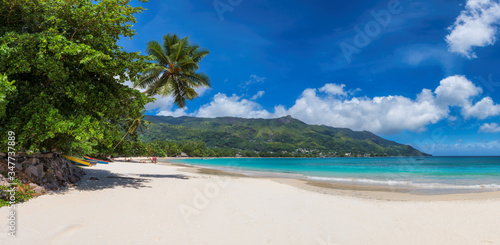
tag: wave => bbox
[306,176,500,189]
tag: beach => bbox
[1,161,499,245]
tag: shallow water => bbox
[168,157,500,191]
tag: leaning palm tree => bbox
[113,112,149,151]
[136,34,211,108]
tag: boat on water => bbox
[63,155,93,167]
[84,156,109,164]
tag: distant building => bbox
[345,153,351,157]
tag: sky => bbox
[119,0,500,156]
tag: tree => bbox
[0,0,153,154]
[136,34,211,108]
[112,111,149,151]
[0,74,15,119]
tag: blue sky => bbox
[119,0,500,156]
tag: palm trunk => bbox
[113,132,129,151]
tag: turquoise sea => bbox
[168,157,500,192]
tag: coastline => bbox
[170,160,500,201]
[0,159,499,244]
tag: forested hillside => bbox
[140,115,429,157]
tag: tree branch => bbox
[70,7,106,40]
[6,0,18,24]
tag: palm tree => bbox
[113,112,149,151]
[136,34,211,108]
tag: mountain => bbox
[140,115,430,157]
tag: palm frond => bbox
[146,41,170,65]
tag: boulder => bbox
[29,183,45,194]
[36,165,44,178]
[55,170,64,181]
[26,165,39,178]
[68,175,79,184]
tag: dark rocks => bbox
[44,183,58,190]
[26,165,39,178]
[0,154,86,191]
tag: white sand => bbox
[1,162,499,245]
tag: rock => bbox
[43,183,58,190]
[27,157,39,165]
[26,165,39,178]
[0,175,8,186]
[68,175,79,184]
[45,171,56,183]
[14,161,23,170]
[29,183,45,194]
[55,170,64,180]
[0,152,6,157]
[36,165,44,178]
[42,153,53,158]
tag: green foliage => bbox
[0,179,36,208]
[139,115,430,157]
[0,0,153,154]
[136,33,211,108]
[0,73,16,118]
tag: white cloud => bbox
[189,75,500,134]
[462,97,500,119]
[195,93,273,118]
[318,83,347,96]
[244,74,266,87]
[157,107,188,117]
[284,87,448,134]
[250,91,265,100]
[479,122,500,132]
[446,0,500,58]
[434,75,482,106]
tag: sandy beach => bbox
[1,161,499,245]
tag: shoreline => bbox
[168,161,500,202]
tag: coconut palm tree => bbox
[135,34,211,108]
[113,111,149,151]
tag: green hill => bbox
[140,115,430,157]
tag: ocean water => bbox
[168,157,500,192]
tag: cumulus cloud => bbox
[479,122,500,132]
[318,83,347,96]
[189,76,500,134]
[446,0,500,58]
[195,93,273,118]
[250,91,265,100]
[462,97,500,119]
[285,87,448,134]
[434,75,482,106]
